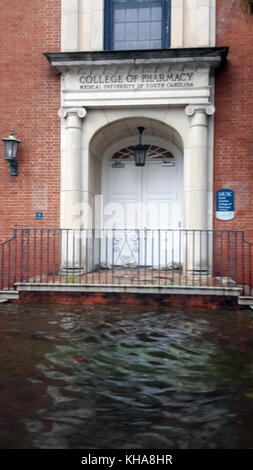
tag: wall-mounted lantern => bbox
[133,127,149,167]
[3,128,20,176]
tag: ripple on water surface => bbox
[0,303,253,449]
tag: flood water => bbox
[0,303,253,449]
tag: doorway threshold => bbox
[15,283,240,296]
[4,284,242,308]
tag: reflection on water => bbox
[0,303,253,449]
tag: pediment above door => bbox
[45,47,228,108]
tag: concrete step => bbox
[238,296,253,306]
[0,290,19,301]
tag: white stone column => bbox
[58,107,87,272]
[184,104,215,273]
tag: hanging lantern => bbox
[133,127,149,167]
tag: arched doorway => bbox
[90,117,184,267]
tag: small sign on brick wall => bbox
[216,189,234,221]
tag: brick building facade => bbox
[215,0,253,240]
[0,0,61,241]
[0,0,252,293]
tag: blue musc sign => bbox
[36,212,43,220]
[216,189,234,220]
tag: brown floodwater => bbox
[0,303,253,449]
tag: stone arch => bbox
[88,113,185,160]
[86,115,184,232]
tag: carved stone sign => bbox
[79,71,195,91]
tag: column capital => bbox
[58,107,87,119]
[185,104,215,117]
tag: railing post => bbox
[144,228,147,285]
[234,231,238,286]
[242,231,245,295]
[112,229,115,284]
[33,229,37,283]
[20,229,24,282]
[249,243,252,296]
[52,229,56,284]
[14,228,17,286]
[26,229,30,283]
[7,240,11,289]
[220,231,223,287]
[1,243,4,290]
[138,229,141,285]
[78,229,82,284]
[40,229,43,283]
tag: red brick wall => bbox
[13,291,240,309]
[215,0,253,243]
[0,0,61,242]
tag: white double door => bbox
[102,159,182,266]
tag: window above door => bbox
[104,0,171,51]
[112,145,175,166]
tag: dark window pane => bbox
[114,23,125,40]
[138,8,151,21]
[151,22,161,40]
[115,8,125,22]
[126,8,137,21]
[126,22,138,39]
[125,40,138,49]
[114,41,125,49]
[138,40,150,49]
[151,6,162,20]
[150,40,162,48]
[138,22,150,40]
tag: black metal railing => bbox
[0,228,252,295]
